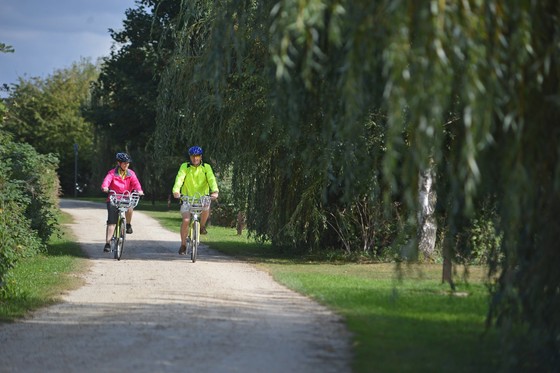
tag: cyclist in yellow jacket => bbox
[172,146,219,255]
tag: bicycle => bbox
[180,194,211,263]
[109,190,140,261]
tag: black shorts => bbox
[106,202,119,225]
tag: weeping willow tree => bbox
[155,0,389,249]
[154,1,560,369]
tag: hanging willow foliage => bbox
[154,0,560,368]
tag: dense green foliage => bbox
[0,131,59,291]
[150,0,560,370]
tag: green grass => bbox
[0,212,88,322]
[270,264,499,372]
[139,206,501,373]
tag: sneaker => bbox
[200,226,208,235]
[178,245,187,255]
[103,243,111,252]
[126,224,133,234]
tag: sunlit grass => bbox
[268,263,498,372]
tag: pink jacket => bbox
[101,167,143,201]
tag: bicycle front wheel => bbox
[191,221,199,263]
[115,218,126,260]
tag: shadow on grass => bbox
[46,239,88,258]
[206,237,382,266]
[347,310,500,373]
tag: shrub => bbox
[0,131,59,287]
[0,166,44,287]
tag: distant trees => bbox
[2,59,98,195]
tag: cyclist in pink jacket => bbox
[101,152,144,252]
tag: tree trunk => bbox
[417,167,437,261]
[236,211,245,235]
[442,243,455,290]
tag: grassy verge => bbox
[140,206,500,373]
[270,263,499,373]
[0,212,88,322]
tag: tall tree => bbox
[87,0,179,199]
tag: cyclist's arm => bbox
[101,169,114,193]
[172,164,188,198]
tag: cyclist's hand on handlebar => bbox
[102,187,109,193]
[173,192,180,199]
[130,189,144,197]
[210,192,219,200]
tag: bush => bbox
[0,131,60,287]
[0,165,44,287]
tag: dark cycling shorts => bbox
[106,202,119,225]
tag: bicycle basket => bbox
[109,191,140,209]
[181,195,211,213]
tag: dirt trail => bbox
[0,199,352,373]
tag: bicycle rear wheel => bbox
[115,218,126,260]
[191,221,199,263]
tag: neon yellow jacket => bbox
[172,162,219,197]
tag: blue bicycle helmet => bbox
[188,146,203,156]
[116,152,132,162]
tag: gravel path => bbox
[0,199,352,373]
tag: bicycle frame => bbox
[109,190,140,260]
[180,194,211,262]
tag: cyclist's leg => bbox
[105,202,118,251]
[106,224,116,242]
[125,207,133,222]
[180,215,191,246]
[178,208,191,254]
[200,208,210,233]
[125,207,134,233]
